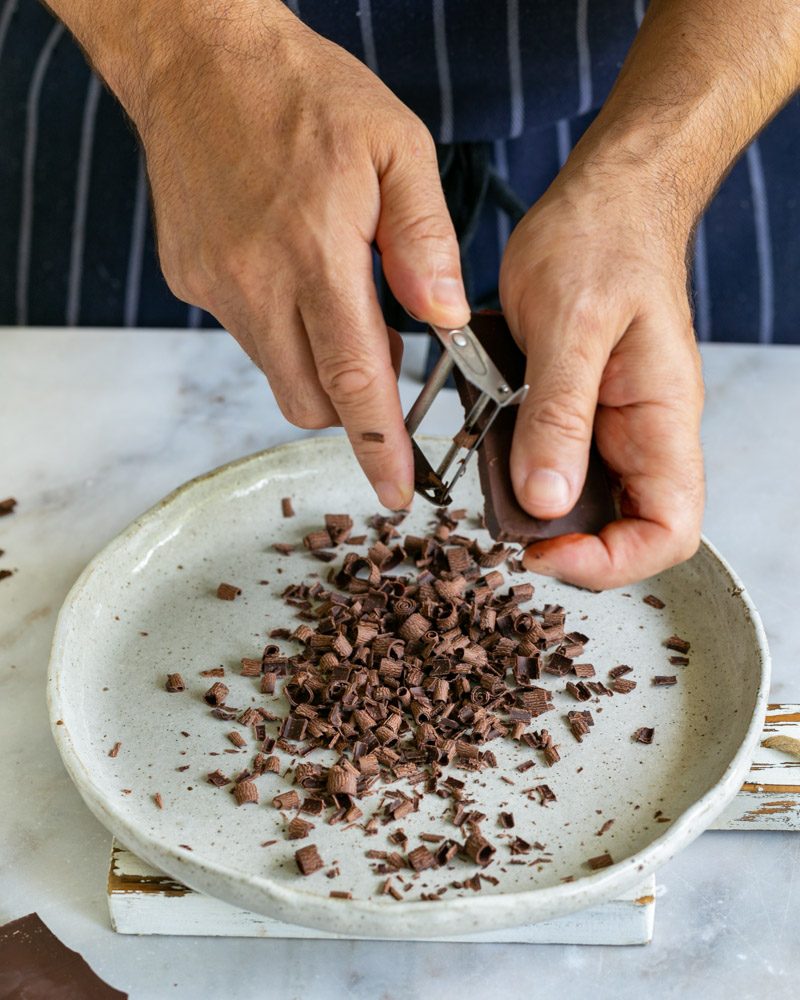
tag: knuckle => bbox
[526,392,593,444]
[565,291,607,337]
[388,208,457,254]
[401,118,437,160]
[383,109,436,158]
[159,247,218,309]
[160,260,198,305]
[671,526,701,566]
[317,357,382,403]
[276,395,334,431]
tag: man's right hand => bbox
[55,0,469,510]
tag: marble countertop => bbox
[1,327,798,1000]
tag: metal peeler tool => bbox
[404,324,529,507]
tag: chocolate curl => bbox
[398,613,430,642]
[203,681,229,706]
[273,790,302,810]
[287,816,314,839]
[292,624,314,643]
[303,529,333,551]
[327,765,358,796]
[295,844,324,875]
[430,678,450,703]
[464,832,496,867]
[234,780,259,805]
[415,723,437,746]
[408,845,437,871]
[393,596,416,619]
[434,576,467,601]
[325,513,353,544]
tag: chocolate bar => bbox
[0,913,127,998]
[451,312,616,544]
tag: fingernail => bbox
[522,469,571,513]
[376,481,412,511]
[431,278,469,315]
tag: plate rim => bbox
[47,436,771,936]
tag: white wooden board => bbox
[107,844,657,945]
[711,704,800,830]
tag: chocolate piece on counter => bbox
[450,312,616,544]
[0,497,17,516]
[216,582,241,601]
[0,912,127,998]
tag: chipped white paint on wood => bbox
[711,704,800,830]
[107,844,656,945]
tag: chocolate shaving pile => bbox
[193,508,689,898]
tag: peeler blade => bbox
[404,323,528,507]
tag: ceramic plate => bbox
[48,437,769,937]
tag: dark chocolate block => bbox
[451,312,616,544]
[0,912,127,998]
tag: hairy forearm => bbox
[41,0,291,125]
[565,0,800,240]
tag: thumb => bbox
[376,143,470,329]
[510,331,607,518]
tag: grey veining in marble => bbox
[1,328,798,1000]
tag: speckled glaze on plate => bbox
[48,437,769,938]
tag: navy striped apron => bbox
[0,0,797,344]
